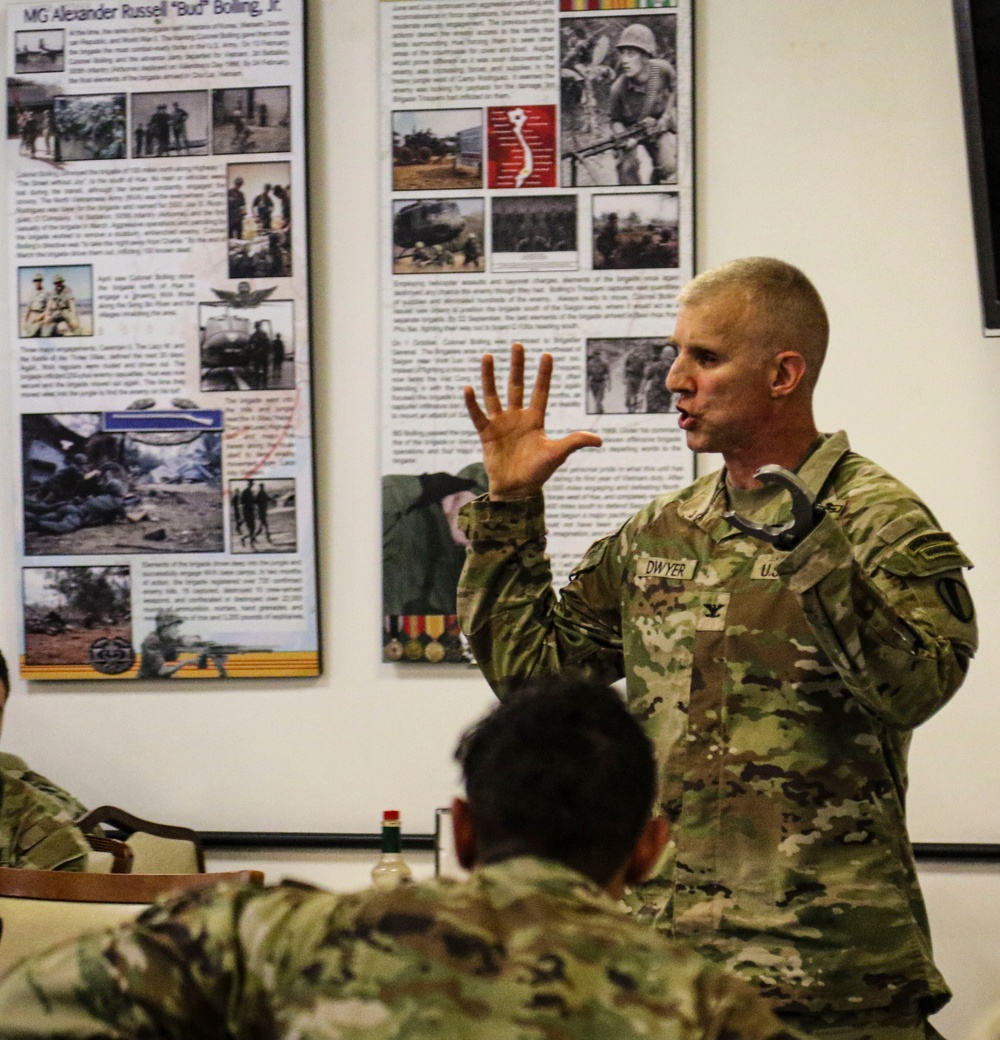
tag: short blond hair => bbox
[679,257,829,389]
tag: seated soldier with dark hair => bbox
[0,649,90,871]
[0,679,794,1040]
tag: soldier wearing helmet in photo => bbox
[609,23,677,185]
[22,273,50,337]
[137,611,197,679]
[43,274,80,336]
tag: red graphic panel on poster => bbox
[487,106,557,189]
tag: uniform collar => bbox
[473,856,617,910]
[677,431,852,538]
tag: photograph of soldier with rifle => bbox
[560,13,677,188]
[137,610,274,680]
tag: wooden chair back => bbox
[76,805,206,873]
[84,833,134,874]
[0,867,263,976]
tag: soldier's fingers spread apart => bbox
[528,353,553,415]
[508,342,525,409]
[481,354,502,415]
[464,386,489,432]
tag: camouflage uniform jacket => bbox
[0,769,89,870]
[0,751,89,820]
[0,856,795,1040]
[457,432,977,1017]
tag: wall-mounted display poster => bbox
[7,0,320,681]
[379,0,694,663]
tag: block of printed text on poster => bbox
[8,0,320,681]
[379,0,694,664]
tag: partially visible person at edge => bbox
[456,257,977,1040]
[0,678,795,1040]
[0,648,90,870]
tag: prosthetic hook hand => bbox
[723,465,821,551]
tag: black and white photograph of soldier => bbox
[18,265,93,338]
[392,197,485,274]
[560,14,677,188]
[491,194,578,273]
[199,299,294,391]
[382,464,488,617]
[592,191,678,270]
[585,336,678,415]
[229,477,296,553]
[392,108,482,191]
[7,79,58,165]
[228,161,292,278]
[23,566,132,669]
[53,93,126,160]
[132,90,209,158]
[22,413,224,557]
[212,86,291,154]
[14,31,65,74]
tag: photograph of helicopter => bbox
[198,298,294,392]
[392,197,485,274]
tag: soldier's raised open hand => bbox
[464,343,602,502]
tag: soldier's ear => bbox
[770,351,807,398]
[451,797,477,869]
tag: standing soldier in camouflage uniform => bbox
[457,258,977,1039]
[0,678,794,1040]
[21,272,49,337]
[609,23,677,185]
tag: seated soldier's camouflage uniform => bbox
[0,857,795,1040]
[0,770,89,871]
[0,751,88,820]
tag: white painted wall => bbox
[2,1,998,1036]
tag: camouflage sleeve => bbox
[777,509,977,728]
[0,772,89,871]
[0,883,305,1040]
[10,765,88,821]
[457,494,625,696]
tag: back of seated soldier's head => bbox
[455,678,657,885]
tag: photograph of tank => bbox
[132,90,209,158]
[592,191,678,270]
[229,478,296,553]
[53,92,126,160]
[199,299,294,391]
[392,197,484,274]
[23,565,132,670]
[213,86,291,154]
[14,30,64,74]
[18,265,93,338]
[22,413,224,557]
[560,14,677,187]
[228,161,292,278]
[585,336,678,415]
[392,108,482,191]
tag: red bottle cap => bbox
[383,810,400,822]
